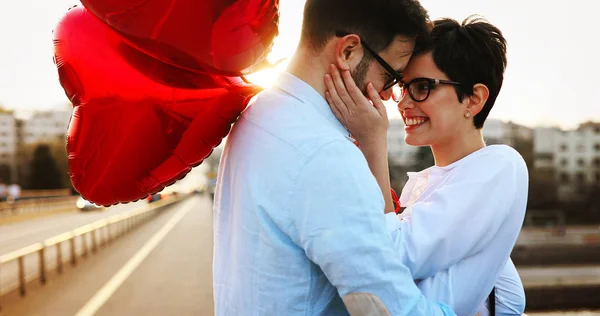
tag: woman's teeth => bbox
[405,118,428,126]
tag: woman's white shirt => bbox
[386,145,528,316]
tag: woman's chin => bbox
[405,136,428,147]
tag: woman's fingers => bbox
[340,69,368,110]
[324,73,348,117]
[324,64,389,138]
[366,83,388,118]
[325,91,345,121]
[329,64,356,110]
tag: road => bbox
[0,199,154,296]
[0,195,213,316]
[0,194,599,315]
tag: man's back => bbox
[213,73,453,316]
[214,74,354,315]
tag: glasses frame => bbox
[335,31,404,91]
[400,77,462,102]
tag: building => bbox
[0,112,17,182]
[388,118,534,168]
[483,119,534,147]
[21,111,71,144]
[12,110,72,186]
[0,113,17,165]
[533,122,600,201]
[0,108,74,186]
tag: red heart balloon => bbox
[80,0,279,76]
[54,6,262,206]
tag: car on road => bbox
[146,193,163,203]
[76,196,102,211]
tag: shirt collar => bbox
[272,71,352,140]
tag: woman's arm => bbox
[494,258,526,316]
[359,140,396,214]
[324,64,395,213]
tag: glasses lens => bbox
[398,84,408,100]
[391,84,402,102]
[409,78,431,102]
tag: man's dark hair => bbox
[300,0,431,54]
[425,16,507,129]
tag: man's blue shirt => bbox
[213,72,454,316]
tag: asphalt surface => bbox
[0,195,599,315]
[0,195,213,316]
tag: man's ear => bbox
[334,34,363,71]
[465,83,489,116]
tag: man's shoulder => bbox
[253,86,299,105]
[241,89,353,158]
[305,139,367,167]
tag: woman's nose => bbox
[398,97,414,112]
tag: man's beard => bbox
[351,54,371,95]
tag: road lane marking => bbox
[74,200,195,316]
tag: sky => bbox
[0,0,597,129]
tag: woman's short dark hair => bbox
[300,0,431,53]
[426,16,508,129]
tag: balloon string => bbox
[105,0,152,21]
[391,188,401,214]
[151,0,177,39]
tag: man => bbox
[213,0,455,315]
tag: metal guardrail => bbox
[0,196,78,218]
[516,226,600,247]
[0,194,188,309]
[19,189,72,199]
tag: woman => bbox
[324,16,528,316]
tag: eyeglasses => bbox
[335,31,404,91]
[399,77,461,102]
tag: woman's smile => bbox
[403,116,429,130]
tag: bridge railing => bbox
[0,194,189,309]
[0,196,78,218]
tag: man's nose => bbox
[379,88,392,101]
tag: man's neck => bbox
[285,46,328,99]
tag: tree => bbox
[16,143,35,189]
[389,159,409,196]
[28,144,63,190]
[584,183,600,223]
[527,167,559,209]
[512,138,534,169]
[0,163,11,184]
[567,182,600,224]
[18,137,71,190]
[48,138,71,190]
[411,146,434,171]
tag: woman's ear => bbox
[465,83,489,116]
[334,34,363,71]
